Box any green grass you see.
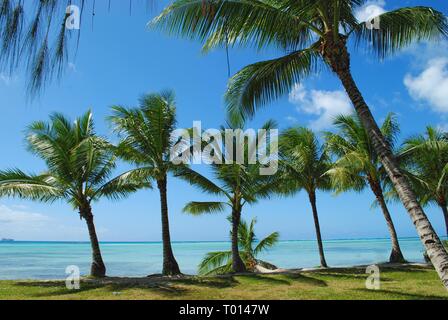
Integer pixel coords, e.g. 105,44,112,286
1,265,447,300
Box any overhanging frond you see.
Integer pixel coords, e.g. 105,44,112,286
353,7,448,59
183,201,229,215
225,48,320,121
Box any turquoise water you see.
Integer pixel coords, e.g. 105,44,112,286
0,238,433,280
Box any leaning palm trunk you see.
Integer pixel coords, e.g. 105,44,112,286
157,177,181,276
231,208,247,273
80,204,106,278
323,36,448,287
308,191,328,268
369,180,406,263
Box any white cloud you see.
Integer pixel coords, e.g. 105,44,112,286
0,204,49,224
285,116,298,123
0,204,107,241
404,58,448,113
355,0,386,22
289,84,353,130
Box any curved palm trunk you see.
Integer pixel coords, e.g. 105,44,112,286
368,179,406,263
80,204,106,278
231,207,247,273
323,36,448,288
157,176,181,276
308,190,328,268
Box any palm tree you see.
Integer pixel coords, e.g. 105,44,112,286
325,114,406,263
198,217,279,275
178,121,282,273
279,127,331,268
0,111,148,277
400,127,448,238
108,91,184,276
152,1,448,287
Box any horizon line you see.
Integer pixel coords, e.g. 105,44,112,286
2,236,444,244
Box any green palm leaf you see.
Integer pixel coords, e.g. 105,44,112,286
225,49,320,121
254,231,279,255
198,250,233,275
183,201,228,215
353,7,448,59
0,169,62,202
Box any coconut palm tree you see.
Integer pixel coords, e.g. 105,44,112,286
325,113,406,263
152,1,448,287
198,217,279,275
400,127,448,238
0,111,148,277
108,91,184,276
178,121,282,273
279,127,331,268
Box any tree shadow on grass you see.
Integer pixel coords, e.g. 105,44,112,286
13,275,242,299
312,272,379,281
177,276,239,289
14,279,190,299
304,266,427,282
14,281,105,298
235,274,292,286
354,288,448,300
282,273,328,287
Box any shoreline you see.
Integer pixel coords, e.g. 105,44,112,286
1,262,432,282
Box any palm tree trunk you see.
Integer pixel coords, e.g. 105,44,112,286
231,207,247,273
323,37,448,288
157,176,181,276
308,190,328,268
368,179,406,263
80,203,106,278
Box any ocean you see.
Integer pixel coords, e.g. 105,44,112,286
0,238,434,280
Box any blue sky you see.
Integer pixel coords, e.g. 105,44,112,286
0,0,447,242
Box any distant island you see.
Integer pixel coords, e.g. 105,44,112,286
1,239,14,242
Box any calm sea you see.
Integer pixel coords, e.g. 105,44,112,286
0,238,437,280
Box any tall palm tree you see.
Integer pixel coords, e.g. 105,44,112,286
198,217,279,275
400,127,448,238
152,1,448,287
279,127,331,268
178,121,282,273
108,91,183,276
0,111,148,277
325,114,406,263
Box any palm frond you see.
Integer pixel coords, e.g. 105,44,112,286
198,250,233,276
174,166,227,197
0,1,157,94
380,113,400,150
225,48,320,121
353,7,448,59
93,168,153,201
109,92,178,175
0,169,63,202
279,126,332,192
254,231,279,255
151,0,314,52
183,201,228,215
